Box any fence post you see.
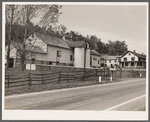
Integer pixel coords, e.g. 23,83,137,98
67,74,68,82
112,70,113,80
29,73,31,87
96,69,98,77
120,67,122,78
108,68,110,77
8,74,9,88
58,71,61,83
104,67,105,80
42,73,43,85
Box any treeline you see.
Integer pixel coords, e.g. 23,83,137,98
6,21,128,56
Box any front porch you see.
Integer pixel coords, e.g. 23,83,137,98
120,61,146,69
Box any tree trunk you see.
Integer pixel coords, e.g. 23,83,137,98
6,44,10,70
21,5,27,71
6,5,14,70
21,55,25,71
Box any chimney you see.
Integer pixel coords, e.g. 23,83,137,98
133,50,136,53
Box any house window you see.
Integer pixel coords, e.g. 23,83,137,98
131,57,135,61
49,62,52,65
90,57,92,66
100,58,104,62
70,55,72,61
41,61,44,64
129,53,130,56
101,63,104,67
32,58,35,64
109,60,111,63
124,58,127,62
93,58,97,61
131,62,134,66
125,62,128,66
137,62,142,66
98,60,99,64
57,51,61,57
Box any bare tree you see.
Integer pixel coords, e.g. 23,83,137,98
5,4,62,71
5,5,15,70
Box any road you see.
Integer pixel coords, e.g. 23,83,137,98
5,78,146,110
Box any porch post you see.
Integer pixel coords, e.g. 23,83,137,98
128,62,131,69
13,58,16,68
134,62,137,69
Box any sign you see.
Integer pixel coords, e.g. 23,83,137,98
26,64,36,70
110,68,116,71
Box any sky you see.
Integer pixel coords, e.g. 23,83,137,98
58,4,148,55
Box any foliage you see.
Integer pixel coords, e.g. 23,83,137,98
5,4,62,71
107,40,128,55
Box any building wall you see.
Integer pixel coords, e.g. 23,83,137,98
5,45,17,59
90,55,100,68
85,49,90,68
5,45,17,68
47,45,74,65
26,33,47,52
105,59,116,67
121,52,138,62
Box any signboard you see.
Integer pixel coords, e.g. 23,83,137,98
110,68,116,71
26,64,36,70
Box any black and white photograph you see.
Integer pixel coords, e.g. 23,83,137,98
2,2,148,120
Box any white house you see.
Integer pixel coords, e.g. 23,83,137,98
90,50,100,68
5,41,47,68
6,32,92,69
120,51,146,69
101,54,119,68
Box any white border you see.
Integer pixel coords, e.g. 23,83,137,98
2,2,149,120
3,2,148,5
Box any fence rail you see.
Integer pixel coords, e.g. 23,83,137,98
5,68,110,88
5,68,144,89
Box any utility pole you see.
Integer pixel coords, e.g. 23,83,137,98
83,42,86,80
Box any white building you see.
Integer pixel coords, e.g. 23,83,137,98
5,32,93,69
101,54,119,68
120,51,146,69
90,50,100,68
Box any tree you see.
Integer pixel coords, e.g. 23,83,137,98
5,4,62,71
86,35,98,50
107,40,128,55
5,5,15,70
97,39,108,54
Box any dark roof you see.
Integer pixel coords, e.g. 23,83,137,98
66,41,86,48
11,42,47,54
101,55,117,60
121,51,146,59
34,32,71,49
34,32,90,49
90,50,101,56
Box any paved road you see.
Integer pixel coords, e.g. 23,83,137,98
5,78,146,110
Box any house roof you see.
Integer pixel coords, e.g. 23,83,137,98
116,55,122,58
121,51,146,59
101,55,117,60
67,41,87,48
11,42,47,54
90,50,101,56
34,32,90,49
34,32,71,49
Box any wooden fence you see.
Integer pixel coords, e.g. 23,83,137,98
5,68,145,89
5,68,109,88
